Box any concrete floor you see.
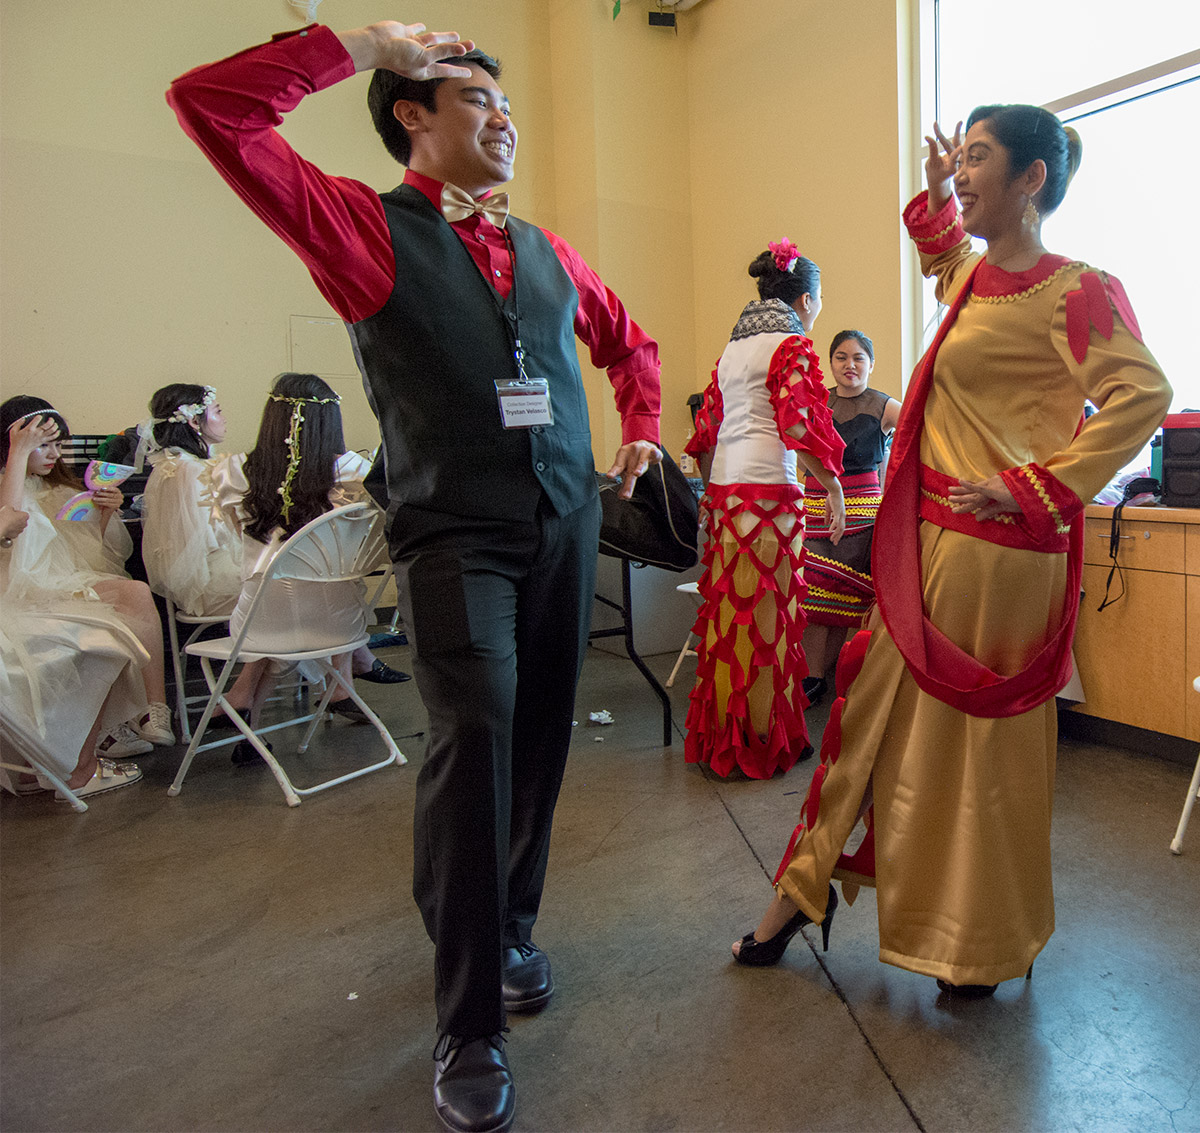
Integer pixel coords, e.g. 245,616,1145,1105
2,639,1198,1133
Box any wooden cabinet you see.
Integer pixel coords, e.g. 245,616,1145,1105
1071,505,1197,741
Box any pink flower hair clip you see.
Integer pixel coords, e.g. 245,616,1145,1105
769,239,801,273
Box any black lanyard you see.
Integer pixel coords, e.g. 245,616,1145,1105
479,224,532,384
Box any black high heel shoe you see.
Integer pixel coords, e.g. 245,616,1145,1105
733,885,838,966
936,961,1033,999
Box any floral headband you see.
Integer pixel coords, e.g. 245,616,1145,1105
269,391,342,524
168,386,217,424
133,386,219,471
768,239,801,273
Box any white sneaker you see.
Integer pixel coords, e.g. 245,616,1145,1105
135,702,175,747
96,722,154,759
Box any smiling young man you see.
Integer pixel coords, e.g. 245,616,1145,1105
169,20,662,1133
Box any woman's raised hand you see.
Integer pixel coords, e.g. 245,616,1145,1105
5,416,59,466
924,120,962,214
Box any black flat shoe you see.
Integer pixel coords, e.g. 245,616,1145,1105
734,884,838,966
501,943,554,1013
231,739,271,766
356,658,411,684
801,676,828,708
327,698,371,725
192,710,239,733
432,1033,514,1133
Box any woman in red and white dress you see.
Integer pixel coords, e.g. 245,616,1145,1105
683,241,846,780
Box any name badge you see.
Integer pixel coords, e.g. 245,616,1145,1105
495,378,554,429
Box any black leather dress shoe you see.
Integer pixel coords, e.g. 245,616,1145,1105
501,942,554,1012
432,1034,514,1133
356,658,411,684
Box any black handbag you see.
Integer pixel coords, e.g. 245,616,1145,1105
596,450,700,571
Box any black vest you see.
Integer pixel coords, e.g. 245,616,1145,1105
348,184,596,521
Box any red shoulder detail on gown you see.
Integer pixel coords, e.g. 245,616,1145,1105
1065,269,1144,364
1104,273,1144,343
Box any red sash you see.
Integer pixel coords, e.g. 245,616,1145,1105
872,264,1083,718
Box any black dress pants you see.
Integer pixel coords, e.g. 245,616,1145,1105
388,493,600,1039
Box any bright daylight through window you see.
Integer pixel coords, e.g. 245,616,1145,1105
929,0,1200,467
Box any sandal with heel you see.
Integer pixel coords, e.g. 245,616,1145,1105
734,884,838,966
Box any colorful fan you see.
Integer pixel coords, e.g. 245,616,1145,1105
55,461,137,521
85,461,136,490
56,496,100,522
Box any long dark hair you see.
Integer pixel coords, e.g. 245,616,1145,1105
966,103,1083,216
748,249,820,307
242,373,345,543
149,383,214,459
0,395,83,489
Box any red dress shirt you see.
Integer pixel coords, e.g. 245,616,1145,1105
167,24,661,445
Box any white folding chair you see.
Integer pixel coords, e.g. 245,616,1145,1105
1170,676,1200,855
361,513,396,621
0,715,88,812
666,581,702,688
165,598,229,743
168,504,404,807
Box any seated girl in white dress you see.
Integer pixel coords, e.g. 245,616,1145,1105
0,397,174,797
207,373,383,760
140,384,242,618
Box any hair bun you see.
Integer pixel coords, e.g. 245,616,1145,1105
1063,125,1083,184
747,252,772,280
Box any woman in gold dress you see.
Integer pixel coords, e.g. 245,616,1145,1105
731,105,1172,995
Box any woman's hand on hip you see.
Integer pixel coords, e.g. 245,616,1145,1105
949,475,1019,521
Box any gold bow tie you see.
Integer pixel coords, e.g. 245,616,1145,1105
440,184,510,228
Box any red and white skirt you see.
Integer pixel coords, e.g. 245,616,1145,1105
684,481,813,779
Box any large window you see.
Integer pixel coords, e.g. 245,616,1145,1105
925,2,1200,438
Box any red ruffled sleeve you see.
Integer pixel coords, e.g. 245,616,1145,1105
767,336,845,475
902,189,965,254
684,365,723,457
997,462,1083,546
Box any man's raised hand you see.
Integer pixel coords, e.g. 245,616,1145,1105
339,22,476,77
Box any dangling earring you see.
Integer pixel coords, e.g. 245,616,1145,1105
1023,197,1040,227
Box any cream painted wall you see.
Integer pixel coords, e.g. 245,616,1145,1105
680,0,913,418
546,1,695,464
0,0,557,455
0,0,916,463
